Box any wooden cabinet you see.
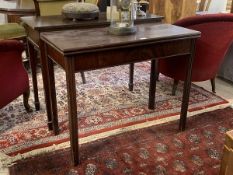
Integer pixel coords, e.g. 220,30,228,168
149,0,197,23
227,0,233,12
220,130,233,175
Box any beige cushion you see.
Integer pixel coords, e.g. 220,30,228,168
0,23,26,40
62,2,99,14
38,0,75,16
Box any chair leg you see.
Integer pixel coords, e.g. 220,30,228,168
80,71,86,84
156,72,159,81
210,78,216,93
172,80,179,96
23,89,32,112
129,63,134,91
129,63,158,91
22,37,30,70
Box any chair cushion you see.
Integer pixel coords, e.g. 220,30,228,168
0,23,26,40
38,0,75,16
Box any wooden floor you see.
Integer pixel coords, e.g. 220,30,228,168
195,77,233,104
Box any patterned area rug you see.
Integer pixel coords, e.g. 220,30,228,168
9,108,233,175
0,62,228,166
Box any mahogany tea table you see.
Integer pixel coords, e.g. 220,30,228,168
21,13,163,133
40,23,200,165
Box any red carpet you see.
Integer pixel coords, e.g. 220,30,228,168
9,108,233,175
0,62,228,167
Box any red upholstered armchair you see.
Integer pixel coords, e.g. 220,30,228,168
158,14,233,95
0,40,31,111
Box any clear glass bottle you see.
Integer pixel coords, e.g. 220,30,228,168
108,0,137,35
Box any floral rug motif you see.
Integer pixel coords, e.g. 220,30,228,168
0,62,228,164
9,108,233,175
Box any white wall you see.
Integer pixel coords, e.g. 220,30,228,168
208,0,228,13
0,14,6,24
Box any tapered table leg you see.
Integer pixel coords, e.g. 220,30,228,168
179,40,196,131
27,41,40,111
47,57,59,135
65,57,79,165
39,40,54,131
148,59,157,110
129,63,134,91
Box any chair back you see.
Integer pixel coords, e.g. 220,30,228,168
0,40,29,108
159,14,233,82
33,0,98,16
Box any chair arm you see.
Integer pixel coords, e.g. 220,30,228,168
0,40,24,52
174,14,233,27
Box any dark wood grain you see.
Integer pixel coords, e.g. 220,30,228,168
28,41,40,111
47,53,59,134
22,13,163,44
179,39,196,131
41,24,199,54
46,38,195,71
40,23,200,165
148,59,158,109
39,39,54,131
129,63,134,91
64,56,79,166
